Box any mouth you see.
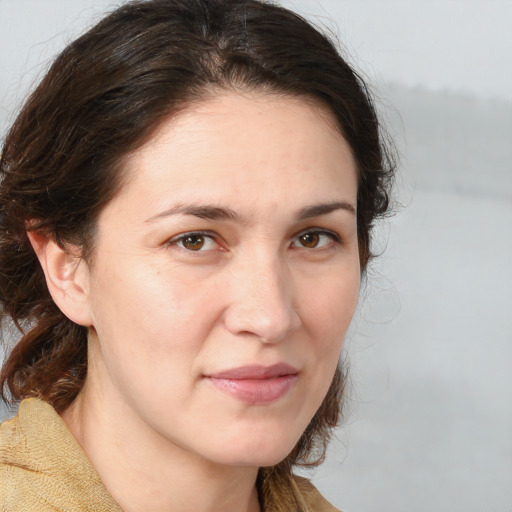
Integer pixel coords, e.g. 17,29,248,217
205,363,299,405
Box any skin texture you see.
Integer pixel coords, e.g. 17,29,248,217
32,92,361,512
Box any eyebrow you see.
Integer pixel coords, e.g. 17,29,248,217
298,201,356,219
145,200,355,224
145,204,239,223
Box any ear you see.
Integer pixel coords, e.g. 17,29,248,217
27,230,93,327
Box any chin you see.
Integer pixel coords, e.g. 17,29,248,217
208,430,300,468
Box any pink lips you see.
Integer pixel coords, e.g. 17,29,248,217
205,363,298,405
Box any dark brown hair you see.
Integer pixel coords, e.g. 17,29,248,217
0,0,394,476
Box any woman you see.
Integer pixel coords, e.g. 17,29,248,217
0,0,394,511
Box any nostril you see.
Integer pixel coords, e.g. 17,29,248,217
223,300,301,343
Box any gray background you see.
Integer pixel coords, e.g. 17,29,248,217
1,1,511,511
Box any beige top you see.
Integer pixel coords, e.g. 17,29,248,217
1,398,340,512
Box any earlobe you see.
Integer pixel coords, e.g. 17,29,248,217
27,230,93,327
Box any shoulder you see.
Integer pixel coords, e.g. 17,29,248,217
1,401,54,511
259,467,342,512
290,475,342,512
1,398,122,512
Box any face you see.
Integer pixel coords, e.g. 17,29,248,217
79,92,360,467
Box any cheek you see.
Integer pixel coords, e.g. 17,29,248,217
303,269,360,342
87,261,221,373
308,273,359,395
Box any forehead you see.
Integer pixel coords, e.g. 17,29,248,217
115,91,357,216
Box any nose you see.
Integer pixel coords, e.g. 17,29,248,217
223,256,302,343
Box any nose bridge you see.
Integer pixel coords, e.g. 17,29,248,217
224,248,301,342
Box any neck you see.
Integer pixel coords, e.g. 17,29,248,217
61,379,261,512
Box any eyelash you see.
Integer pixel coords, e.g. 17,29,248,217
167,231,221,252
167,229,342,252
291,229,341,250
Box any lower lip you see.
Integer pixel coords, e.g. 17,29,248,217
206,374,298,404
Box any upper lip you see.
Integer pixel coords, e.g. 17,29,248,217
206,363,298,380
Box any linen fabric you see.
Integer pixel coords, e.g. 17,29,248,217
1,398,340,512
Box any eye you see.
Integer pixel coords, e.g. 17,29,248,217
291,230,340,249
169,232,220,252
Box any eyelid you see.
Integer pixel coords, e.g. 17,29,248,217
167,230,223,251
291,228,342,248
165,227,342,252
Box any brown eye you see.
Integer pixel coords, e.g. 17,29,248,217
292,230,340,250
298,232,320,248
182,234,205,251
170,232,220,252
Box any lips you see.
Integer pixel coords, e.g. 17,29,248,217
205,363,298,404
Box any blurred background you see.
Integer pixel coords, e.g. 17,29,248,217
1,1,511,511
